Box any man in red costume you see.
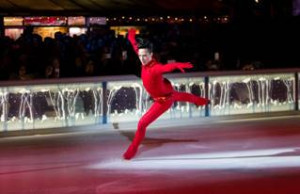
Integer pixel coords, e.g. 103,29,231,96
123,29,210,160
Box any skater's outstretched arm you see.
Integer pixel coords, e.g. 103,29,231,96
127,28,139,54
154,62,193,74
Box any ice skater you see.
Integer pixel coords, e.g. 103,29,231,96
123,28,210,160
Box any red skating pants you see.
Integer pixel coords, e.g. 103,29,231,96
124,91,207,158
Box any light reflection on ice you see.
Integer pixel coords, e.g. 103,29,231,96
88,148,300,170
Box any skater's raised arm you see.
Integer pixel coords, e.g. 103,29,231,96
127,28,139,55
154,62,193,74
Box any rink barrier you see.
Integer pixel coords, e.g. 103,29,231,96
0,68,299,132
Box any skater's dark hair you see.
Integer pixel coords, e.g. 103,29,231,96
136,37,153,53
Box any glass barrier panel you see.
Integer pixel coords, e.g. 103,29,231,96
0,82,103,131
209,73,295,116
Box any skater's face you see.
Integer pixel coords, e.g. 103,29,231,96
138,48,153,66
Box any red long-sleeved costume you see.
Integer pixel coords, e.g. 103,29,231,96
123,30,208,160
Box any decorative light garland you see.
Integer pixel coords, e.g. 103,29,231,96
104,15,230,24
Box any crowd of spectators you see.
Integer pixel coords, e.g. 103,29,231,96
1,18,299,81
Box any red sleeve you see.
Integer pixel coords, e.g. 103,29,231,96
153,63,182,74
128,29,139,54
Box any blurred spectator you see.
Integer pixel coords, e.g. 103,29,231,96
84,59,95,76
45,65,54,78
205,52,223,71
10,65,33,80
241,60,264,71
52,58,60,78
45,57,61,78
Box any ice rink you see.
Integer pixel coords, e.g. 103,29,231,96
1,114,300,194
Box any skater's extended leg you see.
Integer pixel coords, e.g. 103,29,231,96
123,99,173,160
172,91,209,106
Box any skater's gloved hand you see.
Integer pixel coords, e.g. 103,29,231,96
176,62,193,73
